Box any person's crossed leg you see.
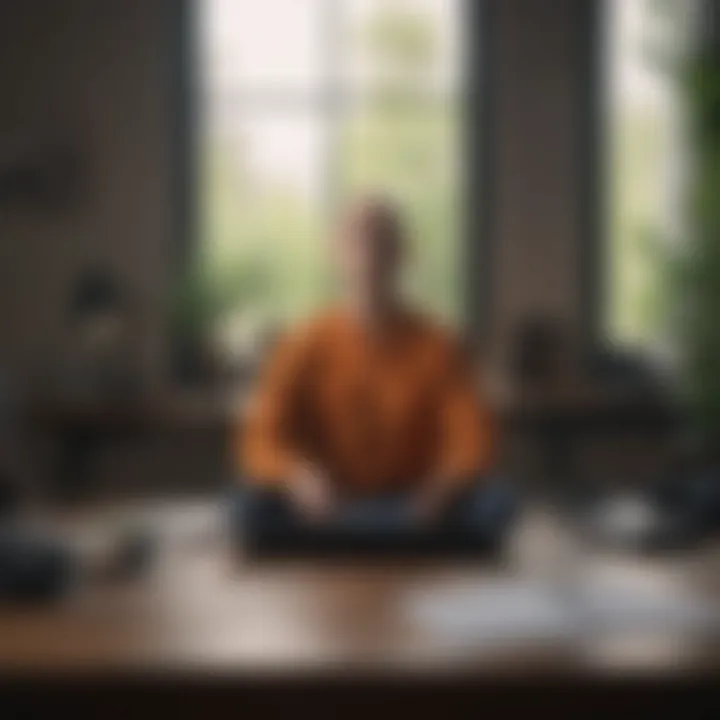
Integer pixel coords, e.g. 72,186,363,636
230,476,518,551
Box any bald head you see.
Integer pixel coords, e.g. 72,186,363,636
342,196,405,253
336,196,406,315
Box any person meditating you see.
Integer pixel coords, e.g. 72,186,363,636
237,197,515,550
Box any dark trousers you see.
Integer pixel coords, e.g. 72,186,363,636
229,478,519,554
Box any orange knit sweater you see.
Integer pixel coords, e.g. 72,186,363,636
240,308,495,494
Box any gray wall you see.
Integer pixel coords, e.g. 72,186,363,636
486,0,593,370
0,0,177,393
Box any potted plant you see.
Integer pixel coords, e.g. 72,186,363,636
633,1,720,543
169,259,268,386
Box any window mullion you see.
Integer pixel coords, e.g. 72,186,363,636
322,0,346,228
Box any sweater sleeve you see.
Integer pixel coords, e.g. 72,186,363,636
238,327,314,485
435,340,497,482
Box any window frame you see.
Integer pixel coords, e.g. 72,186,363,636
173,0,492,345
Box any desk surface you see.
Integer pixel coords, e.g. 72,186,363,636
1,501,718,676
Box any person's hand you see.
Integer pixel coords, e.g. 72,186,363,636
287,463,333,522
409,478,458,524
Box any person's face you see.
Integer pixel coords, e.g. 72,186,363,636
336,206,401,306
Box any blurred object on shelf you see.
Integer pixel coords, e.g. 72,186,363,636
43,266,141,405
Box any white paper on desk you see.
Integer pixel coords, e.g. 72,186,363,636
406,579,719,646
406,581,583,645
581,579,719,635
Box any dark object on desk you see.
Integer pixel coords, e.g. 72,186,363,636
231,481,518,560
0,524,158,604
574,475,720,554
0,529,75,604
559,440,720,553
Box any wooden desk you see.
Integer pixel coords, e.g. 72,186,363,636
1,500,718,677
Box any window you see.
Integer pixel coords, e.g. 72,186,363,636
199,0,468,347
604,0,696,357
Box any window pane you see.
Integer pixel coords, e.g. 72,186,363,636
201,108,332,328
606,0,695,352
340,98,463,321
199,0,468,338
342,0,466,97
200,0,328,94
